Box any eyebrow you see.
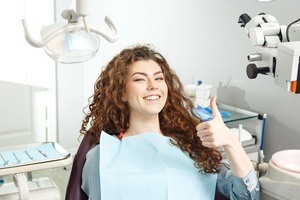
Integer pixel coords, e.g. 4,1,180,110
131,71,163,77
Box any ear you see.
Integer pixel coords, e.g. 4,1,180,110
121,93,127,101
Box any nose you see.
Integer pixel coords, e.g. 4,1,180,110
147,86,158,91
146,79,158,91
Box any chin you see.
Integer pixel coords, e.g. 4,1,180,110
146,108,163,115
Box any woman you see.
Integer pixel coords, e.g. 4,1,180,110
80,44,260,199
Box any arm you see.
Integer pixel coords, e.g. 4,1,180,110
196,96,259,198
217,164,260,200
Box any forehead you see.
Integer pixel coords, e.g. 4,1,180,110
127,60,162,75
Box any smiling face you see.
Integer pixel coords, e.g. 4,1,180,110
123,59,168,119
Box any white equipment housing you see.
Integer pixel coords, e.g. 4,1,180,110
260,153,300,200
238,13,300,94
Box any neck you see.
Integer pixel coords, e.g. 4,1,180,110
125,114,162,137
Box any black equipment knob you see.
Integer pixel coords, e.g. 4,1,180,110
246,63,270,79
238,13,251,28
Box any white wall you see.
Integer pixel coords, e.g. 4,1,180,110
0,0,57,147
56,0,300,159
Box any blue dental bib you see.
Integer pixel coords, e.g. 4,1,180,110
99,131,217,200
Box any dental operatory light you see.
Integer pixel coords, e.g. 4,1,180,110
22,0,118,64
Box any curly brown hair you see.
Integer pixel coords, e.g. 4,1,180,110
80,44,222,173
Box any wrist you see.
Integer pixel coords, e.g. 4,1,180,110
223,134,240,152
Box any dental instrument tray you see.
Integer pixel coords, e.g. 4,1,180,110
0,142,72,176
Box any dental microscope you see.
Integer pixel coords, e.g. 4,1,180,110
238,13,300,94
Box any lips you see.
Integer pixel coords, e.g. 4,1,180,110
143,94,160,100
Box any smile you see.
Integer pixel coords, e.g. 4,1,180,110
143,95,160,100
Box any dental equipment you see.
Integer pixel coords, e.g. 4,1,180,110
238,13,300,94
259,150,300,200
0,142,72,200
22,0,118,64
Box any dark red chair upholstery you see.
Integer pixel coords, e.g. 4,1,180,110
65,133,95,200
215,188,230,200
65,133,229,200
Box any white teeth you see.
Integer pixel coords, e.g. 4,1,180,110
144,95,159,100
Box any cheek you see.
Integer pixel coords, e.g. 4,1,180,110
161,85,168,104
123,85,142,101
163,83,168,95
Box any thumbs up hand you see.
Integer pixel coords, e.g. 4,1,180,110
196,97,255,179
196,96,234,148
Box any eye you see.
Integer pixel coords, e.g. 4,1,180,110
155,76,164,81
133,78,145,82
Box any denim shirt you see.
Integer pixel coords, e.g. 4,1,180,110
217,164,260,200
82,132,260,200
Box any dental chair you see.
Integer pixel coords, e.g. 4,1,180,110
66,133,94,200
65,133,229,200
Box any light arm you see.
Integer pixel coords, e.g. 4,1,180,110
89,16,119,43
22,16,118,48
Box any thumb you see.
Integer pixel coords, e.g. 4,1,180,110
210,96,221,119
